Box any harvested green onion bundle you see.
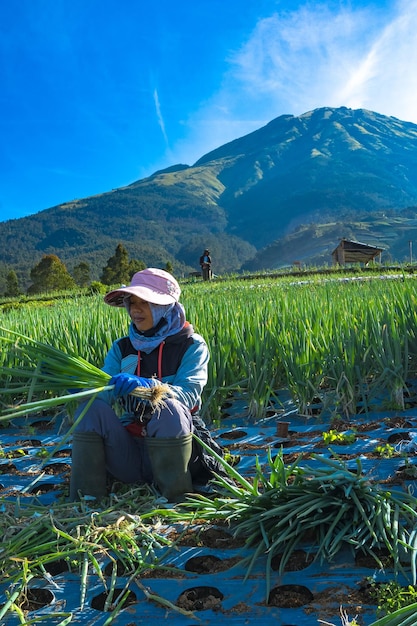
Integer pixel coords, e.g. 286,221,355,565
0,326,171,420
180,438,417,594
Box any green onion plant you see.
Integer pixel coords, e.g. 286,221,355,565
175,436,417,596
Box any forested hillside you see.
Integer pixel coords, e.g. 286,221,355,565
2,106,417,292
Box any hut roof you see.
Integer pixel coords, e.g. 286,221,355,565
332,238,384,264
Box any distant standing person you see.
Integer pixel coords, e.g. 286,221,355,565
199,249,212,281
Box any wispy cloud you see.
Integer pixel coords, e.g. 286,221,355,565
229,0,417,119
171,0,417,166
153,88,170,149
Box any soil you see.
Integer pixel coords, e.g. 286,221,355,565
219,430,248,440
42,462,71,475
271,549,315,572
268,584,314,607
0,462,18,474
185,554,242,574
176,585,224,611
52,449,71,458
91,588,137,611
14,439,43,446
17,588,54,612
355,549,394,569
304,584,373,621
166,525,246,549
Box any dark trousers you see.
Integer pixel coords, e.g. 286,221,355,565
201,265,211,280
73,397,193,484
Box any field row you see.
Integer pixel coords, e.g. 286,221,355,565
1,274,417,421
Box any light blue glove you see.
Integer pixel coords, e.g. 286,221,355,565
110,373,156,398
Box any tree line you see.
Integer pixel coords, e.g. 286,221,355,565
1,244,173,298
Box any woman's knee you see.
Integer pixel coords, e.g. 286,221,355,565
74,398,119,435
147,398,193,437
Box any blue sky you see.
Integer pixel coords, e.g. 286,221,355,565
1,0,417,222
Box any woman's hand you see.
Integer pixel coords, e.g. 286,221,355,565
110,373,157,397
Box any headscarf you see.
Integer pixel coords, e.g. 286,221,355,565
127,301,186,354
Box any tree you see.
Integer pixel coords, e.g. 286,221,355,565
28,254,76,294
128,258,146,278
101,244,131,285
165,261,173,274
72,262,91,287
4,270,20,297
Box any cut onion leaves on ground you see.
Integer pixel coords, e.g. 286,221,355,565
0,487,178,622
0,326,171,420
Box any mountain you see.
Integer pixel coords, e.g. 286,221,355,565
2,106,417,290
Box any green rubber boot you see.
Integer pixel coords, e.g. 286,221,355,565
146,434,193,502
69,432,107,501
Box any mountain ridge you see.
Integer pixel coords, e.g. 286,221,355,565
2,106,417,291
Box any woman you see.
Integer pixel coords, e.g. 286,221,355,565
69,267,223,502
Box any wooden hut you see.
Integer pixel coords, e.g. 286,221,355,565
332,238,384,266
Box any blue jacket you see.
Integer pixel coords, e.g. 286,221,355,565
100,323,225,479
101,322,208,421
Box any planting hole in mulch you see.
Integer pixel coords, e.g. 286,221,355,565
185,555,222,573
272,439,300,449
219,430,247,440
167,526,246,549
140,565,186,579
102,559,186,579
43,559,72,575
355,548,394,569
18,587,54,611
28,483,60,495
228,441,264,451
177,586,224,611
43,462,71,475
267,584,313,608
282,452,311,464
308,583,373,618
103,559,132,577
199,527,246,548
91,588,137,611
387,432,411,444
385,417,413,428
0,462,17,474
5,449,28,459
52,449,71,458
396,462,417,479
271,549,315,572
15,439,42,447
29,420,55,431
185,554,241,574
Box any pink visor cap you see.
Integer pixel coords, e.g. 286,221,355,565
104,268,181,306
